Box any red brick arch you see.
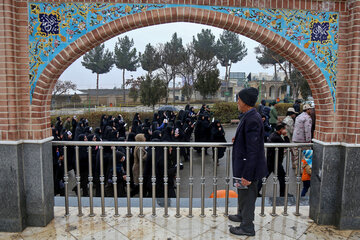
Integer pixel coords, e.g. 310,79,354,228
32,7,334,141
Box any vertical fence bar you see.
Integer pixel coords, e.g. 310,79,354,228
260,147,267,217
188,147,194,218
212,147,218,217
75,146,83,217
151,147,156,217
126,146,132,217
175,147,181,218
295,147,302,216
283,148,291,216
63,146,69,216
224,147,231,216
139,147,144,218
163,147,169,218
200,147,206,218
99,146,106,217
88,146,95,217
112,146,119,217
271,148,279,217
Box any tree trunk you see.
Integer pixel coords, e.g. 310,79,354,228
165,84,169,104
274,64,277,80
122,69,126,104
172,74,175,104
96,73,99,106
225,64,229,102
228,63,232,100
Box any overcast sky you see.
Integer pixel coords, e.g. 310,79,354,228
60,22,273,90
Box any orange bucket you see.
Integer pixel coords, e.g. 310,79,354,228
209,190,238,198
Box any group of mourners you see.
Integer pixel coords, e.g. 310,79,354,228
51,104,227,199
257,99,315,197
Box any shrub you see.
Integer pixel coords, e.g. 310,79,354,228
274,103,294,116
211,102,295,123
212,102,239,123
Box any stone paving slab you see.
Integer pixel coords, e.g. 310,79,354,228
1,207,359,240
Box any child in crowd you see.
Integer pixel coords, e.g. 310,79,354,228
301,150,313,197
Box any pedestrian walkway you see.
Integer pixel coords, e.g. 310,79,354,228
1,206,359,240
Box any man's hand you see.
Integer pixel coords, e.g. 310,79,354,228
241,178,251,186
232,137,235,143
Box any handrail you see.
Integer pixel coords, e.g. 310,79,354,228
52,141,313,148
52,140,313,219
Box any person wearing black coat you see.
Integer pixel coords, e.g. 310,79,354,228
131,120,139,134
183,118,194,161
126,132,136,193
73,134,89,196
71,116,77,136
55,117,63,137
211,120,226,163
118,122,126,139
257,124,290,197
74,121,85,140
229,88,267,237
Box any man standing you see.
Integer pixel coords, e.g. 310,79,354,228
292,104,313,168
269,102,278,132
229,88,267,237
292,104,313,144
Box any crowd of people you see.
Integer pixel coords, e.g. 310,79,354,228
51,104,227,198
257,99,315,197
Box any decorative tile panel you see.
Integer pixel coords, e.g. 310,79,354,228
29,3,338,109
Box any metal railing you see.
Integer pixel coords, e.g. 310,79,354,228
52,141,313,218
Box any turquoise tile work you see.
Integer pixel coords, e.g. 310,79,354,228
28,3,338,108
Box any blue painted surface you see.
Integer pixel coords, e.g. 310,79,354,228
29,3,338,108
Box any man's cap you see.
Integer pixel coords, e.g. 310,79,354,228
237,87,258,107
303,104,314,110
287,107,297,114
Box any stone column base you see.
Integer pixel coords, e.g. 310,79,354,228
0,138,54,232
310,140,360,230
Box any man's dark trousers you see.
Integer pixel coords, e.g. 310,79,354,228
237,180,258,233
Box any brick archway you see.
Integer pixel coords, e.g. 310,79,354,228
32,7,334,141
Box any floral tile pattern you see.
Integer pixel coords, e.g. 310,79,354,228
29,3,338,108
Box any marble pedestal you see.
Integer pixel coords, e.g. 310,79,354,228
0,138,54,232
310,140,360,230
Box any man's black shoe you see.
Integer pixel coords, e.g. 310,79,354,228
229,226,255,236
228,214,242,222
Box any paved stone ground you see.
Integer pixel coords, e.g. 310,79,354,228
1,206,359,239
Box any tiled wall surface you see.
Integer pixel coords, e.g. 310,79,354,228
0,0,359,143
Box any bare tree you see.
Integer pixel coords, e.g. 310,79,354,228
52,80,77,99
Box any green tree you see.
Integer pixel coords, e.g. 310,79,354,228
114,36,139,103
139,43,161,76
179,29,218,103
255,44,287,81
193,29,218,75
194,69,221,100
139,74,167,110
291,69,312,100
216,30,247,101
163,33,185,104
158,44,173,104
126,76,142,102
81,44,114,105
179,43,198,103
